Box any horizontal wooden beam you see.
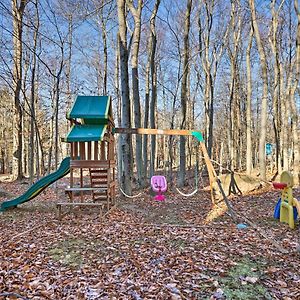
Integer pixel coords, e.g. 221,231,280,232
115,127,202,137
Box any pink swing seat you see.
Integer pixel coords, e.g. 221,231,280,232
151,176,167,201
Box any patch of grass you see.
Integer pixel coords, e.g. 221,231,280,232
48,239,85,268
169,238,187,250
48,238,124,268
0,212,19,221
164,214,186,225
220,259,272,300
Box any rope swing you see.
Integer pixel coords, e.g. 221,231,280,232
119,186,143,198
176,187,198,197
175,161,199,197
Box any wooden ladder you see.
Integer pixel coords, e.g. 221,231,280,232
89,169,110,208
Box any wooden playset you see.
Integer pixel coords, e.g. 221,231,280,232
0,95,220,219
2,96,300,231
57,96,116,219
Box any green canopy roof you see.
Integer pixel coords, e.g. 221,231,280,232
66,124,107,142
67,95,111,124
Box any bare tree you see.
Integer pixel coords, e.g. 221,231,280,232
198,0,230,158
117,0,133,194
127,0,144,187
178,0,192,187
290,0,300,184
249,0,268,180
149,0,160,178
28,0,39,184
143,0,160,183
246,23,253,175
12,0,29,179
227,0,242,171
269,0,283,174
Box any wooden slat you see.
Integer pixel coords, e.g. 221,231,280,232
90,169,108,174
80,142,85,160
90,184,108,188
93,192,107,196
93,198,107,202
70,160,110,168
100,141,105,160
90,175,108,179
91,179,107,183
94,142,99,160
115,128,201,136
70,168,74,202
91,180,108,184
65,187,107,192
74,142,78,158
87,142,92,160
57,203,103,207
80,167,83,201
71,143,74,159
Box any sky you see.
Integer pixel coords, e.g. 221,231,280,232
0,0,299,127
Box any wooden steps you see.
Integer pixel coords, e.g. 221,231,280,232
90,169,110,203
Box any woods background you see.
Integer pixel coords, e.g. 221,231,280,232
0,0,299,193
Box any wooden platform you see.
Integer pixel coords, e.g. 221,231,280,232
59,182,115,219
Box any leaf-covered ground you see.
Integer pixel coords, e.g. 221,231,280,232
0,179,300,300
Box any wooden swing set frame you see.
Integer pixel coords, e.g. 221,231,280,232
115,127,218,204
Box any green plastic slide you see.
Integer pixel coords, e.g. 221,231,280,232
0,157,70,212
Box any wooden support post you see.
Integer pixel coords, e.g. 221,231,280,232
80,168,83,202
80,142,85,160
71,143,74,159
87,142,92,160
80,142,85,202
100,141,105,160
74,142,78,159
199,142,217,204
70,165,74,203
58,204,62,220
94,142,99,160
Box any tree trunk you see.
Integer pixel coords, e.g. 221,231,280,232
66,15,73,110
198,1,229,158
12,0,28,180
270,1,281,174
117,0,133,194
29,0,39,184
100,0,108,95
143,47,151,183
149,1,160,179
226,1,241,171
246,25,253,175
249,0,268,180
115,38,123,183
178,0,192,187
127,0,143,187
54,75,61,171
143,0,160,183
290,0,300,185
150,65,157,178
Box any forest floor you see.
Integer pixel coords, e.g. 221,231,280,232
0,177,300,300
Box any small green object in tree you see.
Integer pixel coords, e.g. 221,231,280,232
191,131,204,142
